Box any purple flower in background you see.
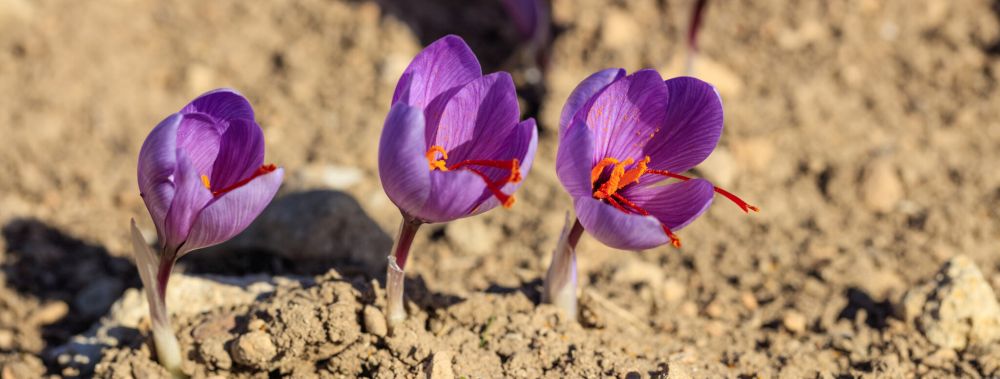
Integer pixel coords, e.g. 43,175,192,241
379,35,538,328
500,0,549,46
543,69,756,320
380,35,537,225
132,89,283,374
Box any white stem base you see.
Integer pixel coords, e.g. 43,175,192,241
152,323,184,378
542,215,579,322
385,255,407,332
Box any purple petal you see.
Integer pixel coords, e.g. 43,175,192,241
137,114,181,241
626,178,715,230
432,72,520,163
413,169,488,223
584,69,669,165
180,88,255,124
378,103,432,217
162,151,213,252
644,77,723,173
468,118,539,215
392,35,482,137
574,197,668,250
556,120,596,199
176,113,222,178
501,0,542,40
559,68,625,133
181,168,284,255
209,119,265,191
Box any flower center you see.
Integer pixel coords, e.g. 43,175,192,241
590,155,759,248
200,164,277,197
425,145,523,209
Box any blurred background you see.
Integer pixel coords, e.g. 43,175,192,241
1,0,1000,376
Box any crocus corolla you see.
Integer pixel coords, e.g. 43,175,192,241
132,89,283,375
378,35,538,328
543,69,756,319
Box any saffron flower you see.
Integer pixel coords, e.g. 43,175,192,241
131,89,283,375
543,69,756,319
379,35,538,328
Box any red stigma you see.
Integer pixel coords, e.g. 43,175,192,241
205,164,277,197
425,146,523,209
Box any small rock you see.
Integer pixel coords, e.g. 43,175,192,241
662,279,686,304
922,349,958,369
783,311,807,334
600,10,640,47
230,331,277,369
902,255,1000,350
0,330,14,349
446,218,500,256
860,159,903,213
74,278,123,318
425,351,454,379
740,292,759,311
29,301,69,325
363,306,388,337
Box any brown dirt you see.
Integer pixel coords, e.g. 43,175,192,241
2,0,1000,377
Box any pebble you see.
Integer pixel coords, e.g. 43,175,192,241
363,305,388,337
783,311,807,334
426,351,454,379
740,292,759,311
661,279,686,304
860,158,903,213
29,301,69,325
230,331,277,369
900,255,1000,350
0,329,14,349
446,218,500,256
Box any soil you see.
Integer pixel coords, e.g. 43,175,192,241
2,0,1000,377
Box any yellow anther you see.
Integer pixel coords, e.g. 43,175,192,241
597,158,634,196
200,175,211,190
619,156,650,187
591,157,619,184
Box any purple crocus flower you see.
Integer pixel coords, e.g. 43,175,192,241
378,35,537,328
131,88,283,374
543,69,755,320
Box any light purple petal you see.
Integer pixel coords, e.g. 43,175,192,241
574,197,668,251
137,114,182,241
209,119,265,191
469,118,539,215
559,68,625,134
430,72,520,163
644,77,723,173
180,168,284,255
584,69,669,166
162,151,213,252
413,169,488,223
378,103,432,217
626,178,715,230
180,88,255,124
556,120,596,199
391,35,482,139
176,113,222,178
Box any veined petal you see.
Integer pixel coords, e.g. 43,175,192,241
209,119,265,191
176,112,222,178
137,114,182,241
180,88,255,124
163,151,213,252
392,35,482,138
413,169,488,223
574,197,669,251
556,120,596,199
559,68,625,134
181,168,283,255
584,69,668,165
469,118,539,215
644,77,723,173
378,103,432,216
432,72,520,163
626,178,715,230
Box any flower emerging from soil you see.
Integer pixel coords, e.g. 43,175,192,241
132,88,283,375
378,35,538,329
544,69,756,320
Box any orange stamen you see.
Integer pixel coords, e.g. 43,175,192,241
209,164,277,197
596,158,634,197
425,145,523,210
619,156,650,187
591,157,620,184
426,145,450,171
201,175,211,190
646,169,759,213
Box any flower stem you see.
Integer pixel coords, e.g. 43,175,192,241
129,220,185,378
542,215,585,322
385,213,422,331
